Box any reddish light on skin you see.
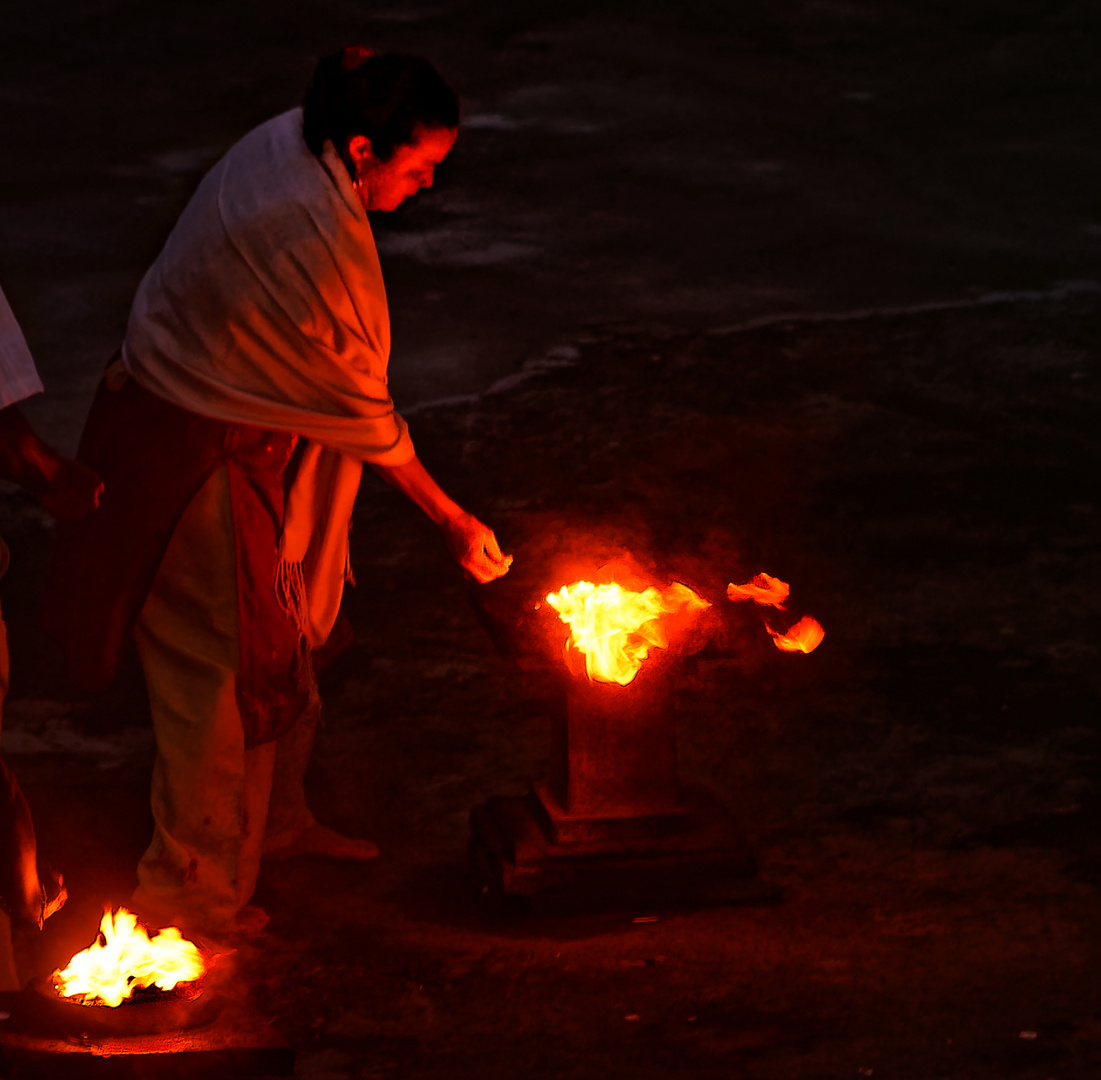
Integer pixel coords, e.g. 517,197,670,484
347,125,458,212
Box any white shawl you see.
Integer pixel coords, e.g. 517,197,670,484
123,108,414,646
0,283,44,410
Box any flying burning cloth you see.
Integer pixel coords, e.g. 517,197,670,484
727,573,824,654
766,615,825,654
726,572,790,608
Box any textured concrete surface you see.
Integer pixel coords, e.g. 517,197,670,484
0,2,1099,1078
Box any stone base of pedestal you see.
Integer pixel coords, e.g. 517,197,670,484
469,786,777,913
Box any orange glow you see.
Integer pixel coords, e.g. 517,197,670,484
726,573,790,608
52,908,206,1008
546,580,711,685
767,616,825,654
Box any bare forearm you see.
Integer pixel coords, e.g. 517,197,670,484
0,404,61,495
369,454,463,527
369,453,512,582
0,403,103,521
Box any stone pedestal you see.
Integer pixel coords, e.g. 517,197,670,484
548,660,681,822
469,658,771,912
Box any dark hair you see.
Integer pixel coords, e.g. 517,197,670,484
302,49,459,176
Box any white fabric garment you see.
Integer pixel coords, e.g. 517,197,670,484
122,108,414,644
277,440,361,647
0,284,44,411
132,464,317,934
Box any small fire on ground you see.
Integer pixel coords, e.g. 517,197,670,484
51,907,206,1009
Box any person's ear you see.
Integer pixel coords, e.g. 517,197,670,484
347,134,378,169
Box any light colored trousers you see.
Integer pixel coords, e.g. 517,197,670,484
132,465,315,934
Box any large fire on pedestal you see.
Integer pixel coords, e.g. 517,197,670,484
545,579,711,685
51,907,206,1009
545,569,824,688
469,562,824,906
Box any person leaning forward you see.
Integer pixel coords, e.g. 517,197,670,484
45,49,511,938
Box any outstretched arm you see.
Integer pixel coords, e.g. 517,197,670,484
369,455,512,583
0,404,103,522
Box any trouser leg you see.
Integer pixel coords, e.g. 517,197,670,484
261,698,320,853
131,465,275,934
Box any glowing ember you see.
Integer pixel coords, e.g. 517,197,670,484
52,907,206,1008
726,573,790,608
767,615,825,654
546,579,711,685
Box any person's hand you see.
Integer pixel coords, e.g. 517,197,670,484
441,510,513,583
32,457,104,523
0,404,104,522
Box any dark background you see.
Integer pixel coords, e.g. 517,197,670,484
1,2,1099,1077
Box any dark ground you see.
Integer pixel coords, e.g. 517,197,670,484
0,2,1100,1078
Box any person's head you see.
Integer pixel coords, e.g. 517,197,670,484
303,48,459,211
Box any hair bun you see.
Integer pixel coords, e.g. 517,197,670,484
341,45,376,72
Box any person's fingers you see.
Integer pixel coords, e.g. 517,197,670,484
465,546,504,583
444,514,512,581
470,550,512,582
465,553,497,584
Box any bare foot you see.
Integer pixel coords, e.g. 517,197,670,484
263,824,379,862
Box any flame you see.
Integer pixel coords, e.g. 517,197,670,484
727,571,824,654
546,579,711,685
726,573,790,608
767,615,825,654
52,908,206,1008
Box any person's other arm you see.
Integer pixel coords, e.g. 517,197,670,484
0,405,102,522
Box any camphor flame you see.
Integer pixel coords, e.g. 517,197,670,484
52,907,206,1008
546,579,711,685
767,615,825,654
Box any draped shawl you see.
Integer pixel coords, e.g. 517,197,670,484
123,107,414,645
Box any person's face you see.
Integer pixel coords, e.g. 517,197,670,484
348,124,457,212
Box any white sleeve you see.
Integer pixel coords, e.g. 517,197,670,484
0,283,45,409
